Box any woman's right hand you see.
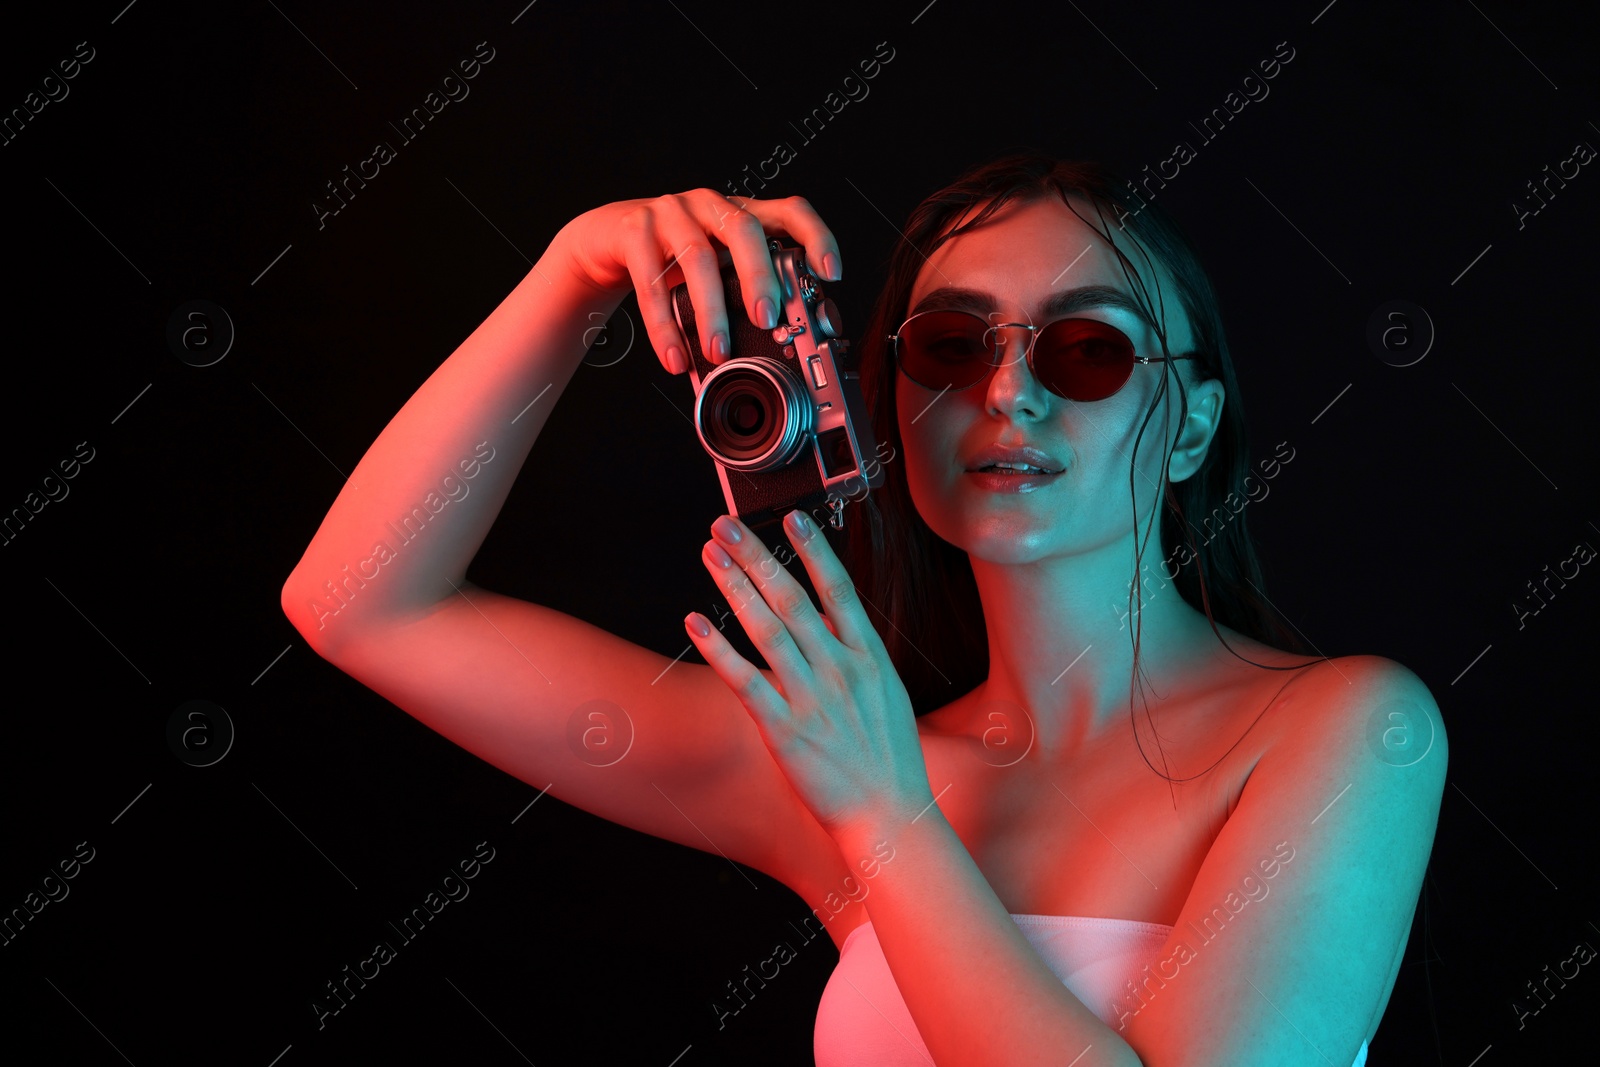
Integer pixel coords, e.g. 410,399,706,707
551,190,843,376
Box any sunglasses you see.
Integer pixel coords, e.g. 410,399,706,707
887,310,1197,402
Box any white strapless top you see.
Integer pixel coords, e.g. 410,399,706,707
814,914,1368,1066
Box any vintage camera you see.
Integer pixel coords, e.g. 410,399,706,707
672,239,884,542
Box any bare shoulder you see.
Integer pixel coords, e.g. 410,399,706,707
1279,653,1447,764
1181,640,1450,802
1236,653,1450,844
1205,639,1445,752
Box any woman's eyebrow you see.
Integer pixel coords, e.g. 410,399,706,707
908,285,1156,332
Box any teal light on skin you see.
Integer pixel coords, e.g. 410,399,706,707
895,195,1267,757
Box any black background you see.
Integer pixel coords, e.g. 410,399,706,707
1,1,1596,1064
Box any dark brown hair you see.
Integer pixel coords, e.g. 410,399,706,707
840,152,1319,757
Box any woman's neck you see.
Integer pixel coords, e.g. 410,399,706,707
965,541,1231,759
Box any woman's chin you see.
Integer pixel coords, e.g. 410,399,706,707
948,517,1057,564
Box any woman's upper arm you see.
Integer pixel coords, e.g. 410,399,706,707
1118,655,1448,1066
291,581,836,892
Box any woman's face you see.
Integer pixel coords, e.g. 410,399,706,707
894,195,1207,567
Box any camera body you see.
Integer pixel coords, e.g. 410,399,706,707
672,239,883,538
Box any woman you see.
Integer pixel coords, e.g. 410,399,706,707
281,153,1445,1066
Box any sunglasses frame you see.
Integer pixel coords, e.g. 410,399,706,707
887,309,1198,402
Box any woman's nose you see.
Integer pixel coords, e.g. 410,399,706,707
984,325,1048,416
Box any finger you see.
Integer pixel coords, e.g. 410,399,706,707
709,515,839,666
702,537,814,684
680,191,844,353
618,208,693,374
705,193,843,283
648,194,735,369
680,190,785,344
704,524,828,675
772,194,844,282
778,508,881,654
684,611,789,724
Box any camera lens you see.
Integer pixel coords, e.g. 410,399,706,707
695,357,812,470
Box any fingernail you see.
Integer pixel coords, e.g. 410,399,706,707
705,540,735,569
685,612,710,638
756,297,777,329
711,515,742,544
712,331,730,362
823,253,841,281
667,344,685,373
786,509,812,540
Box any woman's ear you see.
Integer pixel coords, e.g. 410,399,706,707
1166,378,1225,483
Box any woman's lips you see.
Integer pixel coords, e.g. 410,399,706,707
964,468,1063,493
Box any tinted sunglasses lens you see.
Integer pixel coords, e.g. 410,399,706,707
898,311,992,389
1033,319,1136,401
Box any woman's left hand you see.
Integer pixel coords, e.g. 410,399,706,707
685,510,935,840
